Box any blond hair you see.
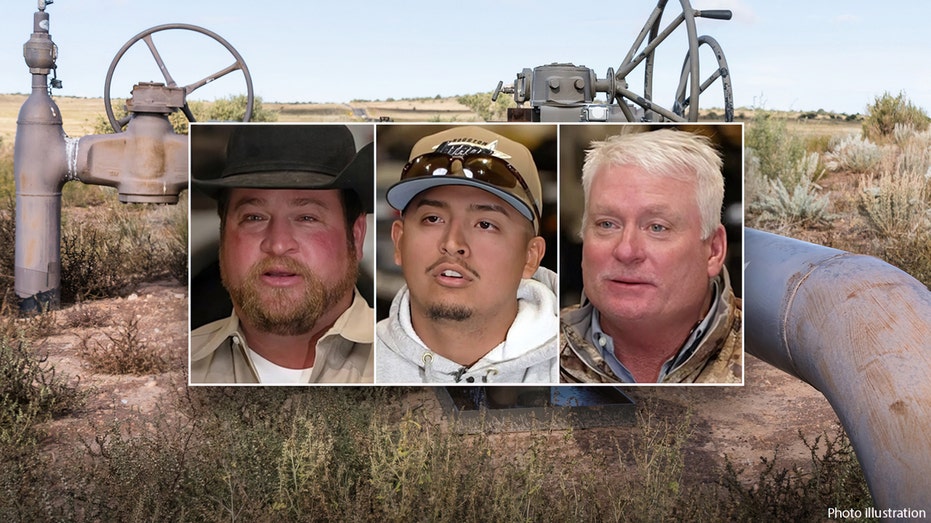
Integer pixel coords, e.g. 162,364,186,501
580,128,724,239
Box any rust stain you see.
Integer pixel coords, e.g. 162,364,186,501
889,400,908,415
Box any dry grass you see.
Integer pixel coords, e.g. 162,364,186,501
0,95,486,137
0,94,107,141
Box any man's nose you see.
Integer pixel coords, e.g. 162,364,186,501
612,227,645,263
261,217,299,256
439,221,469,257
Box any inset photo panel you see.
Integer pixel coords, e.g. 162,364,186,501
188,123,375,385
559,123,744,385
374,124,559,384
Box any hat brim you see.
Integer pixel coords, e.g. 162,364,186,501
193,142,374,213
386,176,535,224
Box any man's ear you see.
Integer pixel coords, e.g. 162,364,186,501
352,213,367,261
391,219,404,267
522,236,546,278
706,224,727,278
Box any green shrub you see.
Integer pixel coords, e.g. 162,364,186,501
862,91,929,143
746,112,807,180
457,91,514,122
95,95,278,135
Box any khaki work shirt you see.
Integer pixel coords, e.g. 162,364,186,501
190,289,374,384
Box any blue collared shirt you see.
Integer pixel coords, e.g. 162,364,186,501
590,280,721,383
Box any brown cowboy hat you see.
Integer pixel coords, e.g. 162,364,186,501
192,124,373,212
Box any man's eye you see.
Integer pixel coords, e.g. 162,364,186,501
298,215,317,222
649,223,668,233
423,215,442,224
595,220,616,229
477,220,497,230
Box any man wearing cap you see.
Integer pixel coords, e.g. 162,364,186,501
376,126,559,383
560,127,742,384
190,124,374,384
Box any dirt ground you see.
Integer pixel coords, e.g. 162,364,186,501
34,282,838,489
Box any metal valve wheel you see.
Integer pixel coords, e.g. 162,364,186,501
615,0,734,122
103,23,254,133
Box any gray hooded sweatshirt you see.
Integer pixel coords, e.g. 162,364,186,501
375,267,559,384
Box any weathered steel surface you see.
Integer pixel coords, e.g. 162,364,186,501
745,228,931,512
13,2,189,312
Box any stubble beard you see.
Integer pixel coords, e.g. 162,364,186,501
221,250,358,336
426,303,474,322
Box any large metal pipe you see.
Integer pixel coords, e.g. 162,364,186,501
13,3,188,312
14,7,68,311
745,228,931,513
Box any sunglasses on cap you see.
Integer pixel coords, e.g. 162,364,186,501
399,152,541,226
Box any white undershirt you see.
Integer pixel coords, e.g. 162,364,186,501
247,347,314,384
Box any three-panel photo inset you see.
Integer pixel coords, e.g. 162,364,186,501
188,122,744,386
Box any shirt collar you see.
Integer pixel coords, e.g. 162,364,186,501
589,278,722,383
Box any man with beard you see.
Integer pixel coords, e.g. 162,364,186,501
190,124,374,384
376,126,559,383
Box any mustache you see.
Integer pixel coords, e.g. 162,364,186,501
425,258,480,279
250,256,312,278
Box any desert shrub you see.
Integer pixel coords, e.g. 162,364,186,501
62,183,116,208
0,141,13,200
79,313,170,375
0,199,14,302
163,198,189,283
457,91,514,122
857,168,929,238
824,134,882,174
743,149,770,209
64,302,112,328
60,204,188,302
0,334,84,419
95,95,278,135
718,426,872,521
60,217,139,302
751,155,832,228
862,91,929,143
745,111,810,187
0,388,63,521
612,407,694,519
882,228,931,287
0,332,85,520
804,133,834,155
893,125,931,179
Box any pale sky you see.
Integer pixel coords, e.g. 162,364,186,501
1,0,928,115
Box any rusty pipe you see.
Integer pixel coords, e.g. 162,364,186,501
745,228,931,512
14,9,68,311
13,4,188,312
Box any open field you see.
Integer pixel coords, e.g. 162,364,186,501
0,94,485,140
0,94,863,141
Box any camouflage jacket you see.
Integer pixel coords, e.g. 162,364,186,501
559,271,742,384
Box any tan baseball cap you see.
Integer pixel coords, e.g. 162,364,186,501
386,126,542,231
